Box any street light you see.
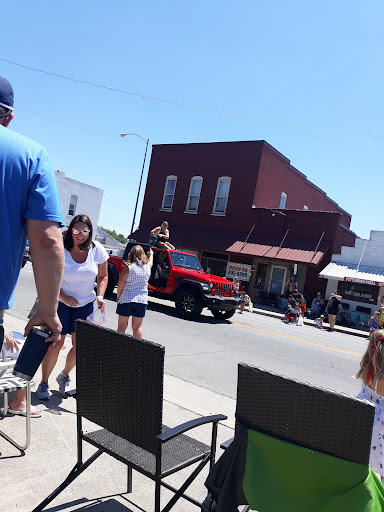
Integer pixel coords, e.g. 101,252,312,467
120,133,149,235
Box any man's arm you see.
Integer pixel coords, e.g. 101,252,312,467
24,219,64,343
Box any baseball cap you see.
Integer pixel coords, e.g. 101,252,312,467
0,76,14,111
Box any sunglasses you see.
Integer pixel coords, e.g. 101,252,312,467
72,228,90,235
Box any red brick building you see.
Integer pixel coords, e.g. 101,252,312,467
132,140,355,302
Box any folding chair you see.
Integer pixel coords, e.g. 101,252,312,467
205,364,384,511
33,321,226,512
0,326,32,450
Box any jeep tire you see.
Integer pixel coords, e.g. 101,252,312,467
212,308,236,320
175,287,203,319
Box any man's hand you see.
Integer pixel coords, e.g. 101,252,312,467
24,312,62,346
4,330,22,353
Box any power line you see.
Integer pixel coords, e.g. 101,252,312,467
2,57,384,140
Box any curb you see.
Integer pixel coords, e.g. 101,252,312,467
248,307,368,339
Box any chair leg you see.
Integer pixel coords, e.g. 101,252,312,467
32,449,103,511
0,382,31,451
127,465,132,493
155,479,161,512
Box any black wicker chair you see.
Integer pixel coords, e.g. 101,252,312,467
33,321,226,512
204,363,377,512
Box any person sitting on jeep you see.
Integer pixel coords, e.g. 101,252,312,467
149,221,175,250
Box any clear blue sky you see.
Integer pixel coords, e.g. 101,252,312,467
1,1,382,238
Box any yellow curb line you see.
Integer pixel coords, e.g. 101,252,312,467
232,321,363,357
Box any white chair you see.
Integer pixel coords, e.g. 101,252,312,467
0,327,31,450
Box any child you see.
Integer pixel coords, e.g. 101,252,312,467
369,311,380,334
239,291,251,314
315,314,324,329
295,304,304,326
356,329,384,480
283,301,298,324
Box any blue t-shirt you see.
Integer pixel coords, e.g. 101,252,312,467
0,125,64,308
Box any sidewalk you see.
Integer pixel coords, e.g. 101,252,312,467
0,312,235,512
248,303,369,338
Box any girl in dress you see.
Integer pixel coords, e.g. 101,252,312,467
356,329,384,480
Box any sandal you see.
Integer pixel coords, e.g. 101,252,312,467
8,405,42,417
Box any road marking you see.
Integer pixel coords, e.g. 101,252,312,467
232,321,363,357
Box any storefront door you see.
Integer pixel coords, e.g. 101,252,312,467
268,266,287,296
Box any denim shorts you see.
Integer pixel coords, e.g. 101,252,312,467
58,301,94,335
116,302,147,318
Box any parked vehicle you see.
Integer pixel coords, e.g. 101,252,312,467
107,242,239,319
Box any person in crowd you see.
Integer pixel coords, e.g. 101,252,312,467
295,303,304,325
285,275,298,298
315,314,324,329
238,291,251,314
36,215,108,400
283,299,298,324
293,288,306,315
150,221,175,250
325,290,342,332
310,292,325,319
378,296,384,328
116,245,153,338
0,75,64,416
369,311,380,334
356,329,384,480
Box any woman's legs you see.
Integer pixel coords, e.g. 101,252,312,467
40,335,66,383
328,314,336,329
62,332,76,376
132,316,144,338
118,315,130,333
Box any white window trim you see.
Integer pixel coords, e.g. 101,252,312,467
160,175,177,211
185,176,203,214
279,192,287,209
212,176,231,216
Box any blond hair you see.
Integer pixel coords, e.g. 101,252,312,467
356,329,384,384
127,245,148,266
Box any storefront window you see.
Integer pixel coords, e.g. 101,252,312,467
254,263,268,290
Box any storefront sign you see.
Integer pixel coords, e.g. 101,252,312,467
339,281,379,304
226,262,252,282
344,277,384,287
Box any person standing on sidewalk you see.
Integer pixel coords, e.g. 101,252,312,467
37,215,108,400
0,75,64,416
325,290,342,332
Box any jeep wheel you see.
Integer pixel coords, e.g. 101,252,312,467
175,288,203,319
105,269,116,297
212,308,236,320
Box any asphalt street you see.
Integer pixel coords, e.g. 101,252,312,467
13,262,367,400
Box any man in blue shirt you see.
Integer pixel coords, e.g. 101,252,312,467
0,75,64,417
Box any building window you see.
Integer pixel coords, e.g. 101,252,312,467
186,176,203,213
161,176,177,211
213,177,231,215
68,195,78,216
279,192,287,209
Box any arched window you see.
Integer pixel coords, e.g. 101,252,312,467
213,177,231,215
186,176,203,213
161,175,177,211
68,195,78,216
279,192,287,209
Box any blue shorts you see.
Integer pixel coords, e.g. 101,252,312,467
116,302,147,318
58,301,94,335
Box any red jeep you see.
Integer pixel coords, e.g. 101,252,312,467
107,242,239,319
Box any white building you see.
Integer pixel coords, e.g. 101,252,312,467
95,227,125,254
319,230,384,321
55,170,103,230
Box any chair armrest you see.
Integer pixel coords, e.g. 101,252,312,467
157,414,227,443
220,437,234,450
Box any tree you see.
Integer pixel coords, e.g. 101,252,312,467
100,226,127,244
